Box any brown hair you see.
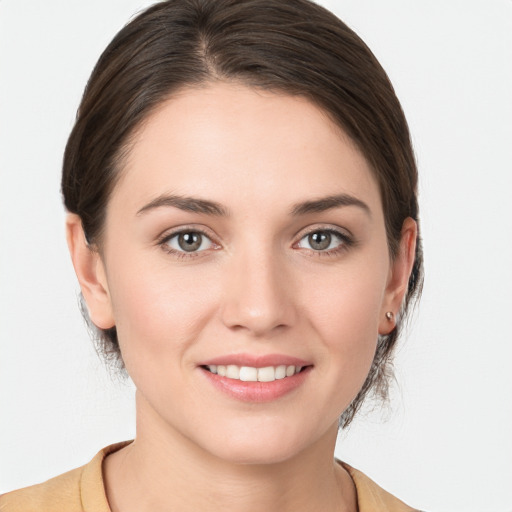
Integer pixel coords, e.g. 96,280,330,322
62,0,423,428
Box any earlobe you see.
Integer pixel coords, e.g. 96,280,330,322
65,214,115,329
379,218,417,335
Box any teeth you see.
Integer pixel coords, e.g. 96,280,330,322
226,365,240,379
206,364,304,381
257,366,275,382
275,365,286,379
240,366,258,381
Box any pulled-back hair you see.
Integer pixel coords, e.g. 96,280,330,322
62,0,423,428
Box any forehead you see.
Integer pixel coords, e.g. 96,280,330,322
110,82,382,216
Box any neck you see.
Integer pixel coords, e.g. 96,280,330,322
103,392,357,512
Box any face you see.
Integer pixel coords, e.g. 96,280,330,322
72,82,413,465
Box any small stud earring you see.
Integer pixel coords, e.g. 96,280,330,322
385,311,394,321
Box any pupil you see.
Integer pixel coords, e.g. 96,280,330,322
309,231,331,250
178,232,202,252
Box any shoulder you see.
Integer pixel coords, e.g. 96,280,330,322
0,466,84,512
0,441,132,512
340,461,422,512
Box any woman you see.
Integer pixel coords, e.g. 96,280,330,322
0,0,423,510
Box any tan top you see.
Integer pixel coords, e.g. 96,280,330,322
0,441,419,511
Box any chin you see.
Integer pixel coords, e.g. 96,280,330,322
211,441,302,466
197,419,327,466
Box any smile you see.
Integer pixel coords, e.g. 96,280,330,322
199,354,312,402
204,364,304,382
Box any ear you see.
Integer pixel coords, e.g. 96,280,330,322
65,214,115,329
379,217,417,335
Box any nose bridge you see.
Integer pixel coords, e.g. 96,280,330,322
220,239,296,336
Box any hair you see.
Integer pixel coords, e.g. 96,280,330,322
62,0,423,428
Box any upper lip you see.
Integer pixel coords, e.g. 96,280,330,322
199,353,312,368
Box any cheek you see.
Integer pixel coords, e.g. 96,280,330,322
300,260,388,377
105,252,218,371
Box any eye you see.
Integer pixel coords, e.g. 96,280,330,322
296,229,347,252
164,231,214,253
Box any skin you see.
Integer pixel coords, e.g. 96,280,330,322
67,82,416,512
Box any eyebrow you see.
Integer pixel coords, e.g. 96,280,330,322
290,193,371,217
136,192,370,218
136,194,228,216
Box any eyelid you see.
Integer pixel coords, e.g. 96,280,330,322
293,223,353,242
156,225,221,257
292,224,355,254
156,224,218,241
156,223,354,259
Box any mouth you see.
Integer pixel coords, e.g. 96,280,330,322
198,355,313,402
201,364,307,382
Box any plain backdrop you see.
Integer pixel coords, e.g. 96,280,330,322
1,1,511,511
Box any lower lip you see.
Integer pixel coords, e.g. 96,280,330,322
200,366,312,403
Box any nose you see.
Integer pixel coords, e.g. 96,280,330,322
220,246,297,337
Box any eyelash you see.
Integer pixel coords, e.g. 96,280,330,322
157,226,354,260
157,227,219,260
294,227,354,258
